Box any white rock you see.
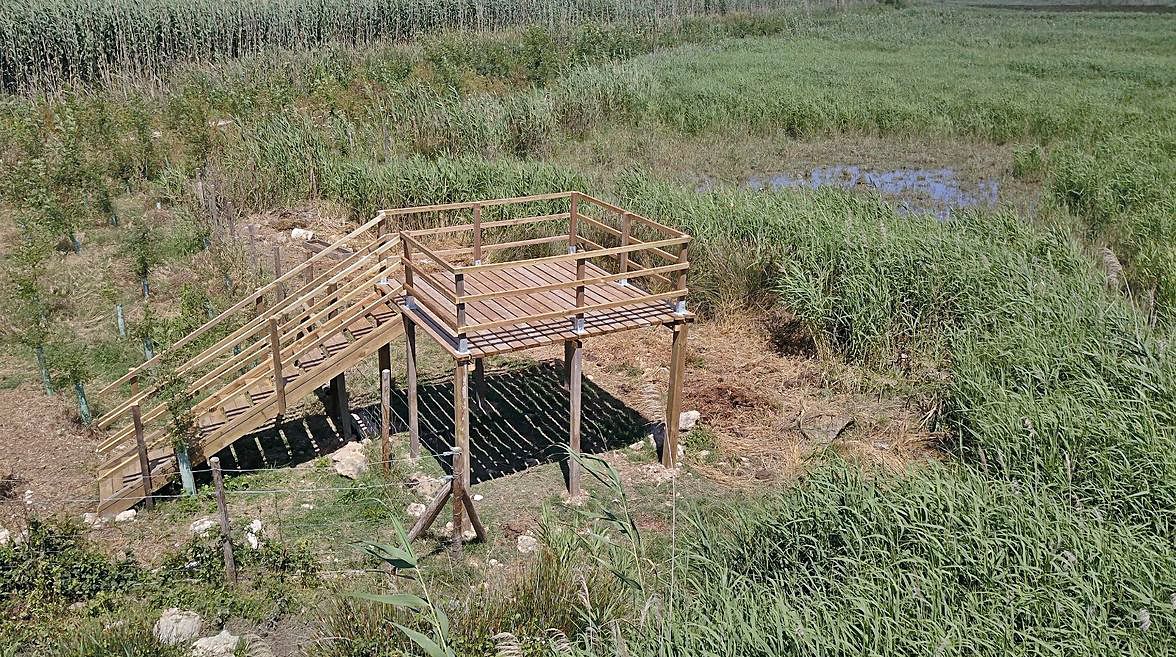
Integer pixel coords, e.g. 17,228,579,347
472,494,484,502
677,445,686,458
189,518,218,536
678,410,701,432
246,519,262,550
290,228,315,241
82,512,99,525
0,529,9,545
114,510,136,523
406,503,427,518
300,503,314,509
153,608,202,645
488,559,500,568
330,442,369,479
191,630,240,657
629,441,644,450
517,535,539,554
698,450,711,458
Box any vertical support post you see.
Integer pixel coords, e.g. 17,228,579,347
130,373,139,396
378,343,391,375
664,322,688,468
268,318,286,416
132,404,153,510
574,255,586,334
619,212,632,285
472,204,483,264
568,192,579,254
567,339,583,496
333,373,351,442
473,358,486,412
452,361,470,556
380,368,392,476
116,304,126,337
405,318,420,460
401,236,415,309
562,340,575,391
455,272,468,354
209,457,238,584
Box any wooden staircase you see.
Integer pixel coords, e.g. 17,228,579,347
94,215,405,517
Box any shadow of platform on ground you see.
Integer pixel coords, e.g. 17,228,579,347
353,360,653,485
189,360,649,489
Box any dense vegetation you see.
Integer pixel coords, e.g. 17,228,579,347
1,2,1174,655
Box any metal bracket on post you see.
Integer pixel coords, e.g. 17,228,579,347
674,300,687,316
573,317,586,335
458,337,470,355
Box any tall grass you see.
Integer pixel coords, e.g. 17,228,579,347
0,0,833,91
617,174,1176,537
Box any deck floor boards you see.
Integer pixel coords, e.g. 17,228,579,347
405,260,688,359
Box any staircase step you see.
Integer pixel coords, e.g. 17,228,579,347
348,316,376,340
223,394,253,419
323,333,350,357
371,302,398,325
296,346,328,371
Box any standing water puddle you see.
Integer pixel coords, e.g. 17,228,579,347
746,165,1000,220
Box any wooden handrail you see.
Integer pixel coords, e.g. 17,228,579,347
95,234,400,429
455,235,689,275
401,233,457,274
577,193,686,238
377,191,572,217
458,262,688,303
462,289,687,333
406,212,571,237
98,210,391,397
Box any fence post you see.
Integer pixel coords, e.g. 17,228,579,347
381,368,391,476
75,383,92,425
116,304,127,337
132,404,154,510
455,272,468,354
210,457,238,584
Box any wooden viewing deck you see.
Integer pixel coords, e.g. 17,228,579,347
92,191,692,554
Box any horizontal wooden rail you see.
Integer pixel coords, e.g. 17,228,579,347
455,236,689,275
99,211,391,397
463,289,687,333
377,191,572,217
578,216,679,265
458,262,689,304
402,259,458,304
578,193,686,239
401,233,457,274
403,283,461,337
407,212,570,237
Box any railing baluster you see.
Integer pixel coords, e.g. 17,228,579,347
401,234,415,310
568,192,579,254
619,211,632,285
455,272,468,354
574,254,586,335
472,204,483,264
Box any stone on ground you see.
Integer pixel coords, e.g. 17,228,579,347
153,608,202,645
330,442,368,479
114,509,136,523
192,630,240,657
678,410,701,432
406,502,426,518
517,534,539,554
189,517,218,536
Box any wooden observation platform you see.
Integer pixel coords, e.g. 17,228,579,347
92,191,691,550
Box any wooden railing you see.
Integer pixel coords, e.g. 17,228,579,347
94,211,402,480
392,192,690,352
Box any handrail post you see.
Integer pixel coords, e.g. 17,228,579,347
472,204,483,264
568,192,579,254
455,271,468,354
268,318,286,416
131,403,153,510
674,241,689,315
401,235,416,310
619,211,632,286
574,254,586,335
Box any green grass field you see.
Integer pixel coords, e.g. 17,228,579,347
1,3,1174,656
